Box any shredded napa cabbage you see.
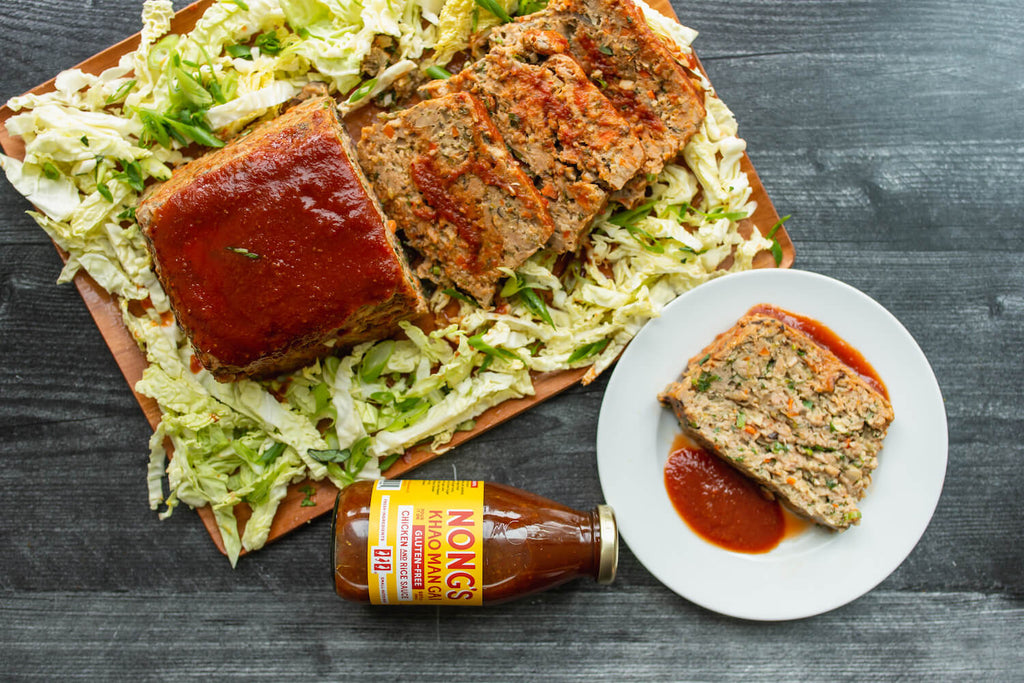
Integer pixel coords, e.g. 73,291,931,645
3,0,775,565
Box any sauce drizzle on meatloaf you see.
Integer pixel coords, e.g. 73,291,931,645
136,96,426,381
423,30,644,253
489,0,706,178
659,312,894,531
357,92,555,305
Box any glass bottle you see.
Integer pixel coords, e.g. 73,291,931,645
331,480,617,605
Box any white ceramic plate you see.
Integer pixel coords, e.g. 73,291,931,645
597,269,947,620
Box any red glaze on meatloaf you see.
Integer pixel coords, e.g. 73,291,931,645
136,96,426,381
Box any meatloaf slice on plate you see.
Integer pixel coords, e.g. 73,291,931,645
136,96,426,382
357,92,555,305
658,314,895,530
424,30,644,253
490,0,706,178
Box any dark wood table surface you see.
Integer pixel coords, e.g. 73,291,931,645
2,0,1022,679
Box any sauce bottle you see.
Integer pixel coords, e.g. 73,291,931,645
331,480,617,605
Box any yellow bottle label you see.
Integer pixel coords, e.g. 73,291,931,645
367,480,484,606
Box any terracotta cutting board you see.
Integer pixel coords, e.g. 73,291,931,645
0,0,794,556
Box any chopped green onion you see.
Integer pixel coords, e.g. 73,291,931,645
677,202,749,222
766,214,791,266
692,370,719,392
227,0,250,10
360,340,394,382
567,338,610,364
622,224,665,253
608,200,656,227
80,135,90,147
254,31,283,55
474,0,512,23
114,159,145,193
516,0,548,15
517,287,554,327
225,246,260,259
426,66,453,80
468,334,520,362
312,382,331,415
379,453,402,472
347,78,377,104
385,398,430,431
105,79,137,105
370,390,395,405
300,485,317,507
345,437,373,476
96,182,113,202
225,44,253,60
173,66,214,107
147,35,179,71
257,441,286,466
598,45,614,56
308,448,351,464
42,162,61,180
442,288,476,306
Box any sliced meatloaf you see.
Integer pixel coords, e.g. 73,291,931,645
489,0,706,177
136,96,426,381
658,314,894,530
357,92,555,305
424,30,644,252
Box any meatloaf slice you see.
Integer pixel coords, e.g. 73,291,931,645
423,31,644,253
489,0,706,177
658,314,894,530
357,92,555,305
136,96,426,382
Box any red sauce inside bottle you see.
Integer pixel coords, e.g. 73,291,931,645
746,304,888,400
664,434,808,553
332,481,617,605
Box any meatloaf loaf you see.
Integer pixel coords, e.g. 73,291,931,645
423,30,644,253
357,92,555,305
489,0,706,179
658,314,894,530
136,96,426,381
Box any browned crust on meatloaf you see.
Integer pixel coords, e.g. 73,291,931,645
489,0,706,177
137,96,426,382
356,92,556,305
658,315,894,530
423,30,643,253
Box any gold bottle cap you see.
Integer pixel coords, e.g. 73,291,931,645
596,504,618,585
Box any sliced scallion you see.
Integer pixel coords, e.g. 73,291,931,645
474,0,512,23
426,66,453,80
347,78,378,104
567,338,610,364
360,339,394,382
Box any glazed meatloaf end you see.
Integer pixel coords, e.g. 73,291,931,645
490,0,706,176
424,32,643,253
658,315,894,530
357,92,555,305
136,96,426,382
